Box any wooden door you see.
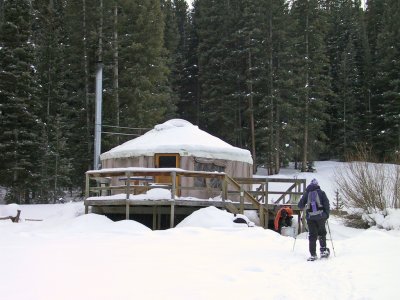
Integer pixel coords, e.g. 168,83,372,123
154,154,180,186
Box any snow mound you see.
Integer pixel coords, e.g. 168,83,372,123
59,213,114,232
154,119,192,131
176,206,251,228
55,214,152,234
113,220,152,233
0,203,21,218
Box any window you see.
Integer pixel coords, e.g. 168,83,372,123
158,155,178,168
194,161,225,188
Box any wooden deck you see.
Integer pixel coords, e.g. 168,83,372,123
84,168,306,231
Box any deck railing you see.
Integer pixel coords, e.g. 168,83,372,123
85,168,306,230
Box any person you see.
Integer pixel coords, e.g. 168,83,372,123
298,178,330,261
274,206,293,233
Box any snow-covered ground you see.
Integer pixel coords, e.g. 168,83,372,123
1,161,399,300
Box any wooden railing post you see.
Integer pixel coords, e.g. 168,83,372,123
265,178,270,229
239,188,244,214
171,171,176,200
170,171,176,228
301,179,307,232
85,173,90,214
222,176,227,202
85,173,90,199
125,172,131,220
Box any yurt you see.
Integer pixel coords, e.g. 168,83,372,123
100,119,253,198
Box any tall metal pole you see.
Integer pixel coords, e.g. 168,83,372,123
94,62,103,170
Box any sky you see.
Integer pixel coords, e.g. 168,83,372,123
1,160,399,300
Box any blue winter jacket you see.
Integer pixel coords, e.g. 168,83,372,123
298,183,330,220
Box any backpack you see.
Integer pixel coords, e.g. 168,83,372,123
274,206,294,231
306,190,324,217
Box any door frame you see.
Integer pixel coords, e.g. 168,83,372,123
154,154,181,195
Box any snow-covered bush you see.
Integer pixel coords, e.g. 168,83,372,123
362,208,400,230
335,157,400,229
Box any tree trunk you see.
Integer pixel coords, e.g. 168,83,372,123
113,3,119,144
268,4,276,174
98,0,103,62
275,101,281,173
248,45,256,174
302,6,310,172
82,0,91,169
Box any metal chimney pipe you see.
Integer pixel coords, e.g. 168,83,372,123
94,62,103,170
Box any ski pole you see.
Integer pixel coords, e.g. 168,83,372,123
293,211,304,252
326,220,336,257
292,234,297,252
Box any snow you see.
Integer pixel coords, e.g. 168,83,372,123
1,161,400,300
363,208,400,230
176,206,252,228
100,119,253,164
87,188,172,201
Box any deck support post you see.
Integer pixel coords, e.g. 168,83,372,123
259,203,264,228
126,201,130,220
170,203,175,228
157,208,162,230
265,204,269,229
152,206,157,230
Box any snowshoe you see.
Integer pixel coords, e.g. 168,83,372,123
307,255,318,261
320,248,330,259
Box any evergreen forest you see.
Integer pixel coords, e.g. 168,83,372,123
0,0,399,203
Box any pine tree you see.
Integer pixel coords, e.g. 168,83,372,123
0,0,43,203
250,0,292,174
167,0,199,124
369,0,400,159
31,0,76,202
60,0,99,189
118,0,175,130
290,0,332,171
326,0,369,159
333,189,344,211
176,0,200,125
196,0,240,143
161,0,180,118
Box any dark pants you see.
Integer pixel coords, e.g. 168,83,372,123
307,218,327,256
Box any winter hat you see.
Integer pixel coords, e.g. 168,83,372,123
310,178,319,186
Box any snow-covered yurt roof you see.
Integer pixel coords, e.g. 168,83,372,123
100,119,253,164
